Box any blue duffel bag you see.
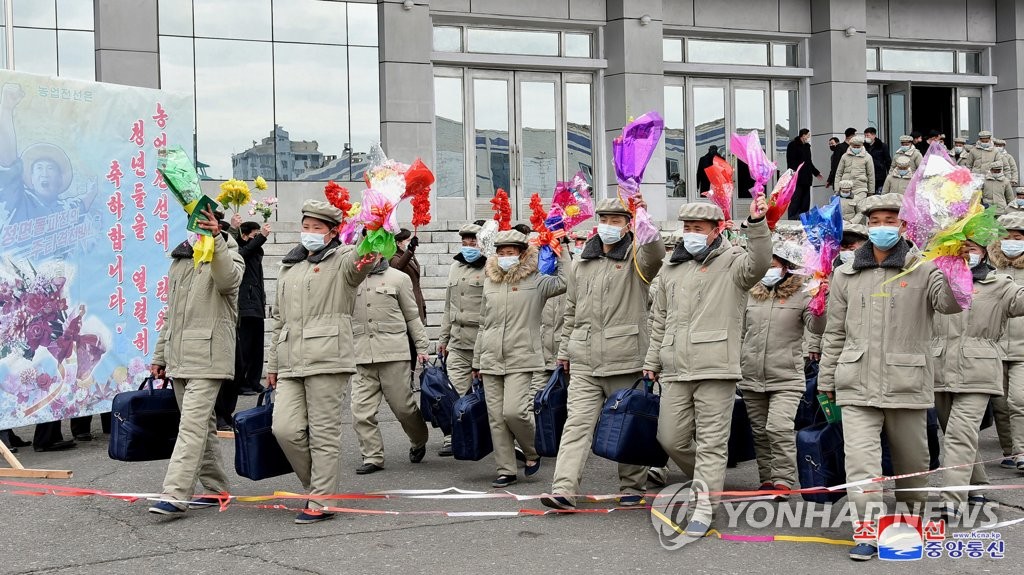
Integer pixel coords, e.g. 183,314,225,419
419,357,460,435
797,421,847,503
233,390,293,481
794,360,825,431
591,378,668,467
108,377,180,462
452,377,493,461
534,365,568,457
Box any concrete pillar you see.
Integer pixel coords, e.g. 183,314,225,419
95,0,159,88
603,0,667,221
995,0,1024,164
809,0,867,206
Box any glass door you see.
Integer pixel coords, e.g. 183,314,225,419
515,72,563,216
956,87,982,141
733,81,770,199
470,71,515,220
688,79,728,202
884,81,911,156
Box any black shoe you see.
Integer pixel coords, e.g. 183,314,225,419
239,388,260,396
356,462,384,475
492,474,517,488
409,445,426,463
74,433,93,442
8,432,30,448
216,424,233,432
34,440,76,452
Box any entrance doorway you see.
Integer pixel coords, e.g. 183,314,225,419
872,83,983,154
911,86,953,141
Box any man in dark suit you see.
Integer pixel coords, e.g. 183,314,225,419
786,129,824,218
696,145,720,194
864,127,891,194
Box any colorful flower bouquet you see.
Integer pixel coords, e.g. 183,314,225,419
249,196,278,222
800,196,844,316
613,112,664,246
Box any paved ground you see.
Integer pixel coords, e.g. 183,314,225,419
1,395,1022,575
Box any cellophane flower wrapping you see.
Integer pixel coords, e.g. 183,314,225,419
550,171,594,231
404,158,434,228
613,112,663,246
899,142,983,247
921,202,1005,309
766,164,803,230
528,194,563,275
799,196,844,316
478,219,499,257
729,130,776,198
703,155,734,226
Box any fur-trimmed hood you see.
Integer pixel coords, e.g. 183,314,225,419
485,245,539,284
851,237,914,270
454,251,487,268
989,242,1024,270
749,273,805,301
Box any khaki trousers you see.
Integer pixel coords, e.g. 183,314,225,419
482,372,538,476
272,373,348,510
351,361,428,465
842,406,929,525
992,361,1024,457
656,380,735,524
551,373,647,497
743,389,801,488
446,347,475,395
160,378,229,508
935,392,991,504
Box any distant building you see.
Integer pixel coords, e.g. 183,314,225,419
232,125,325,181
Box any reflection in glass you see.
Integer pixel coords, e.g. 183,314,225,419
434,76,465,198
467,29,558,56
866,48,878,71
347,2,378,46
867,93,879,133
158,0,194,36
772,44,796,67
734,88,766,199
273,43,347,181
0,30,6,69
693,86,725,194
348,46,380,181
273,0,346,44
13,28,57,76
565,33,590,58
958,96,981,141
520,81,557,199
194,39,274,180
13,0,55,28
433,26,462,52
888,92,906,155
880,48,953,73
56,0,93,30
688,39,768,66
474,79,510,199
773,88,797,171
664,85,685,198
565,82,592,186
193,0,272,41
159,36,195,96
959,52,981,74
57,30,94,80
663,38,682,62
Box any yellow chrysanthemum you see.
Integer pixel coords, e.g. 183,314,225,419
347,202,361,218
254,176,268,191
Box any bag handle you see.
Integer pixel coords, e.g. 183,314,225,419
634,376,661,395
138,377,173,394
257,389,274,407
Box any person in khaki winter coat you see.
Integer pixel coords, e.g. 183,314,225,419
1007,188,1024,214
835,135,875,201
642,196,772,537
932,238,1024,518
541,198,664,511
882,155,913,196
739,242,826,494
894,135,923,172
990,213,1024,472
994,138,1019,185
436,223,486,456
471,230,568,488
267,200,374,524
835,180,861,223
148,206,244,516
350,256,430,475
982,160,1014,214
818,193,962,561
965,130,999,174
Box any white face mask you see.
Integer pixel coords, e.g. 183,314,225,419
760,267,785,287
1002,240,1024,258
682,232,709,255
839,250,855,264
953,146,964,154
497,255,519,271
967,253,983,268
597,223,624,245
898,145,910,153
979,141,992,149
839,189,853,198
864,137,875,145
300,232,327,252
897,169,910,177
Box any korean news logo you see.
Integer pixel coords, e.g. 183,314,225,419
650,479,709,550
859,514,1005,561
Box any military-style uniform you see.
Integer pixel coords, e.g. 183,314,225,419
965,130,999,174
350,259,430,467
990,213,1024,469
894,136,923,172
549,199,664,504
982,160,1014,214
834,136,875,202
152,232,243,510
836,180,860,223
644,202,772,527
994,139,1019,184
269,200,372,512
881,156,913,196
438,224,487,394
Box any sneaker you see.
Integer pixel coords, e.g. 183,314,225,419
356,462,384,475
188,496,221,509
492,475,517,488
148,501,185,516
1000,457,1016,469
773,483,792,502
1016,456,1024,472
758,482,775,491
294,508,335,524
618,494,646,507
439,436,453,457
849,542,877,561
409,445,426,463
540,495,576,510
524,458,541,477
684,519,711,537
968,494,998,509
647,466,668,487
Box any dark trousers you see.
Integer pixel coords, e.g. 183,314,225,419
788,182,812,219
234,316,264,391
33,414,111,446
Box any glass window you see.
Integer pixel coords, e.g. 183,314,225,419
273,0,346,44
159,35,195,96
866,48,877,71
880,48,954,73
771,43,797,67
273,43,348,181
158,0,194,36
734,88,766,199
520,80,558,197
473,78,511,198
663,38,682,62
867,93,879,133
958,95,981,141
693,86,725,195
687,39,768,66
13,0,55,28
958,51,981,74
774,88,797,170
888,91,906,153
193,39,274,180
664,85,685,198
434,76,465,198
347,2,378,47
0,30,7,69
565,82,592,184
467,29,559,56
56,0,93,30
565,33,590,58
433,26,462,52
193,0,272,41
13,28,57,76
57,30,94,80
347,46,380,181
